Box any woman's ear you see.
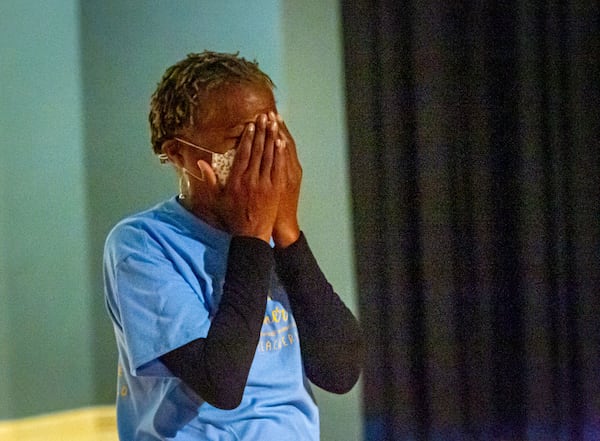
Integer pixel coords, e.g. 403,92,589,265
161,139,184,168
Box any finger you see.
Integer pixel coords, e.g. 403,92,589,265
260,119,279,178
274,112,290,141
229,122,254,177
272,138,287,187
275,113,298,158
247,114,267,177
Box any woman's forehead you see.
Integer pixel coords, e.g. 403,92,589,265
198,82,276,130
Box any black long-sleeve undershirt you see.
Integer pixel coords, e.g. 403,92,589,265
160,233,364,410
274,234,364,394
161,236,271,410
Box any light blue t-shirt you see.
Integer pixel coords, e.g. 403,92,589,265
103,197,319,440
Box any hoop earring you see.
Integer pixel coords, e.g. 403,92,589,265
179,174,190,200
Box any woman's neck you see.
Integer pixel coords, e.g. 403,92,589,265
177,193,228,233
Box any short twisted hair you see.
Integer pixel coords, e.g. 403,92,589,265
149,51,275,155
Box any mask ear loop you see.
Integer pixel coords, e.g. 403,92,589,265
183,167,205,182
159,140,206,199
173,137,210,183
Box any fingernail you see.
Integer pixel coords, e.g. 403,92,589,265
248,123,255,132
269,111,277,121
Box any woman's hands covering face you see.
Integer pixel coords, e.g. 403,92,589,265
196,111,302,246
270,112,302,248
197,113,287,243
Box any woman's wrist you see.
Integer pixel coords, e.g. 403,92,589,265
272,224,300,248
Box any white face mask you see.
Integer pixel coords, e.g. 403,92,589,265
171,137,236,187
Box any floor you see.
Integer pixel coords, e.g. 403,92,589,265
0,406,117,441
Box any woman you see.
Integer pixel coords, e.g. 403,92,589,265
103,51,364,440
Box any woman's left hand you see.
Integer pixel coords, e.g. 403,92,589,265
270,112,302,248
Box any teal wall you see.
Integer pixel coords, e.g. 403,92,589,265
1,1,361,439
0,0,94,418
281,3,362,441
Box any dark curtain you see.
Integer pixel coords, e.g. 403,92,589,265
341,1,599,440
